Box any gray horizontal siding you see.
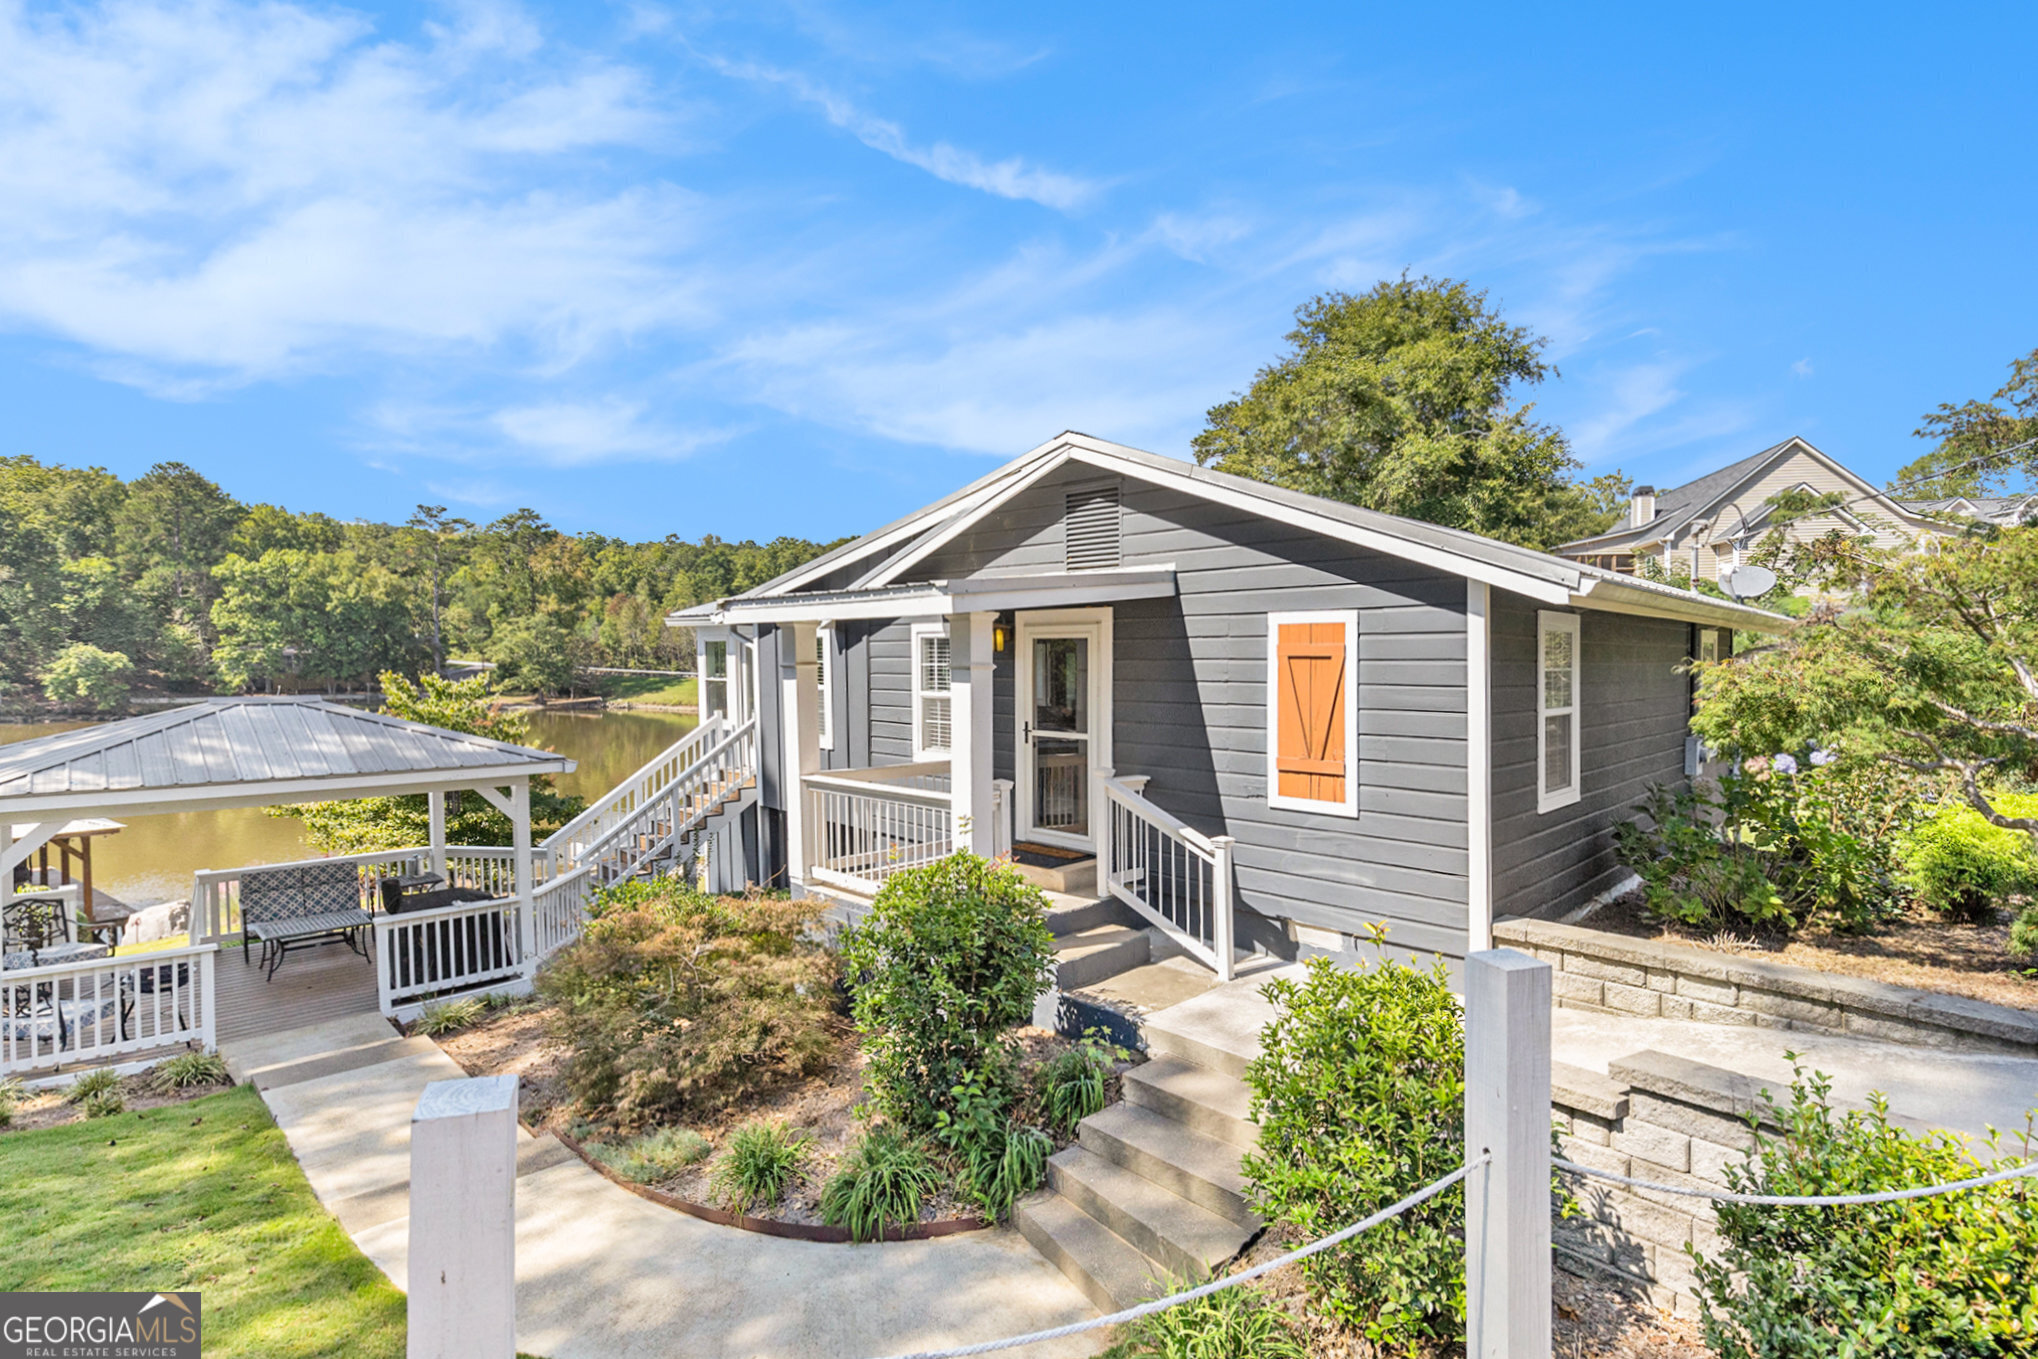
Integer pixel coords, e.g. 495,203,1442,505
1488,591,1692,916
919,461,1474,956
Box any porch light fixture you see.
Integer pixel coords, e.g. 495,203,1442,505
994,621,1009,653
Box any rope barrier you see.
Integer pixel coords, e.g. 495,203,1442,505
1555,1155,2038,1206
869,1155,1488,1359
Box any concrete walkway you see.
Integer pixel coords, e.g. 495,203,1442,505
223,1016,1106,1359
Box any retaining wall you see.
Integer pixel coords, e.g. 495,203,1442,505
1497,917,2038,1056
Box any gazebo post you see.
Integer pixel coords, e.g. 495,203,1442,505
511,779,537,964
427,789,448,883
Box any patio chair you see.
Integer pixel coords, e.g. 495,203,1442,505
2,895,75,966
239,860,374,981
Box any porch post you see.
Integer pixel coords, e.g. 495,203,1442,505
950,611,997,856
780,620,821,891
427,789,448,882
510,779,537,962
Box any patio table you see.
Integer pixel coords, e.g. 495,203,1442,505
2,941,114,1050
1,940,110,971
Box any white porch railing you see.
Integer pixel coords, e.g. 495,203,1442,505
1,944,217,1077
532,865,597,957
542,715,726,867
190,845,526,945
805,761,954,895
375,896,526,1012
1098,772,1237,982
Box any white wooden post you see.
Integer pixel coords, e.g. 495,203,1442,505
1091,764,1114,869
951,611,996,855
408,1075,518,1359
427,789,448,883
990,778,1015,859
1465,947,1553,1359
779,620,820,891
1208,834,1237,983
510,780,536,964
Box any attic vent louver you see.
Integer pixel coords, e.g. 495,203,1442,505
1064,483,1122,570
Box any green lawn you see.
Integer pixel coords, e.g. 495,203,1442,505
0,1084,406,1359
597,674,696,707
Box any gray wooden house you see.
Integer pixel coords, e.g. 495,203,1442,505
671,432,1783,978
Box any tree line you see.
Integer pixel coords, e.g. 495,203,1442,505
0,458,843,710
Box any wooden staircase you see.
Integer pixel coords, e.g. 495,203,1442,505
542,716,759,888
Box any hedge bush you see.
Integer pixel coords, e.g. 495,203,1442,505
1895,794,2038,921
841,852,1056,1133
1690,1064,2038,1358
1240,950,1467,1356
537,878,838,1127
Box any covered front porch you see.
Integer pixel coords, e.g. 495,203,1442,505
683,569,1243,980
0,698,588,1080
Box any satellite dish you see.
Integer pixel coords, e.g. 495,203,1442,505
1724,564,1778,600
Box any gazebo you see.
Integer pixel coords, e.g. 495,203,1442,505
0,697,580,1079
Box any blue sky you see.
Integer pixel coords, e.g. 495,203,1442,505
2,1,2033,542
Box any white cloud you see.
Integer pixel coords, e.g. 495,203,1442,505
490,398,720,465
702,55,1097,211
1571,361,1689,459
1792,357,1814,378
0,0,696,384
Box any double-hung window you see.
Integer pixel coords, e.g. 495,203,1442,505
1265,611,1359,817
701,638,729,720
1537,611,1581,812
816,625,834,750
911,624,952,759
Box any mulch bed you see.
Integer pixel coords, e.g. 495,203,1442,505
431,1001,1122,1229
1585,890,2038,1014
1,1067,230,1135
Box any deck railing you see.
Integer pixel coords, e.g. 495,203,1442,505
1,944,217,1077
805,761,955,895
531,865,597,957
570,718,758,887
1098,771,1237,981
374,896,525,1012
190,845,528,946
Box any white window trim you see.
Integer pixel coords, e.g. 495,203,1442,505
816,623,834,751
1537,610,1582,814
698,629,732,722
1265,610,1360,818
910,621,952,761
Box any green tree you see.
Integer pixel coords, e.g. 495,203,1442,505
487,613,574,697
1892,347,2038,499
1192,278,1603,549
41,643,135,712
211,549,422,692
273,672,583,852
114,462,243,659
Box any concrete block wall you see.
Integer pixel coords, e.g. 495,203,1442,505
1497,918,2038,1056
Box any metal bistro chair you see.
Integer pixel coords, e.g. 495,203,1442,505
2,895,116,1051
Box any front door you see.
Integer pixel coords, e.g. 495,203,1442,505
1015,611,1111,849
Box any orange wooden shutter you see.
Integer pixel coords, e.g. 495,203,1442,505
1276,621,1348,803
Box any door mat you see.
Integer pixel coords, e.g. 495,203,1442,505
1010,842,1093,870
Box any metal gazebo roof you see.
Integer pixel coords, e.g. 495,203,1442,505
0,697,574,820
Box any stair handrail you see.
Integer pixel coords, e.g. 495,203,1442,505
542,714,725,857
1096,771,1237,982
568,718,757,873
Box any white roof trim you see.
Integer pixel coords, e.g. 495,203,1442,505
685,568,1178,625
856,450,1075,589
0,761,569,821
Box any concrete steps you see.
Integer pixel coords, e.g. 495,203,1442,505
1053,925,1152,990
1016,1014,1265,1311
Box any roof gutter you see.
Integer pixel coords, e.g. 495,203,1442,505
1570,578,1792,632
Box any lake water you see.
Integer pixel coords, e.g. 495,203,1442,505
0,707,698,909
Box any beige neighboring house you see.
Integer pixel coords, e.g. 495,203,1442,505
1557,435,1957,582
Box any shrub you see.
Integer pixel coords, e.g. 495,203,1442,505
1615,760,1893,934
411,998,488,1036
819,1126,942,1241
538,879,838,1127
1895,794,2038,921
2012,903,2038,959
64,1069,120,1106
152,1053,231,1091
1241,949,1466,1355
81,1087,126,1119
842,852,1056,1133
1036,1031,1124,1138
931,1069,1051,1221
1111,1282,1307,1359
41,643,134,712
0,1077,22,1127
710,1121,809,1215
1690,1064,2038,1358
587,1127,710,1184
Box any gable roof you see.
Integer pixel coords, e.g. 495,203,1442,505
0,697,573,814
674,431,1789,634
1559,436,1934,555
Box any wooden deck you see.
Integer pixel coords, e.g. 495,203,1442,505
213,937,383,1044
